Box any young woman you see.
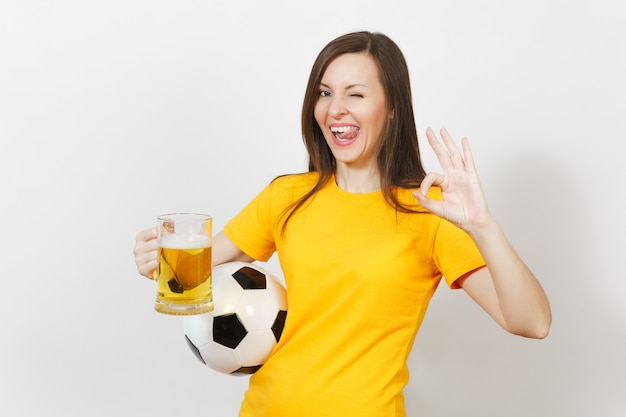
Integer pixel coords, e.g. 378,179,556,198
133,31,551,417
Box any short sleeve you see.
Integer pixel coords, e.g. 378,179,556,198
433,218,486,289
223,182,277,262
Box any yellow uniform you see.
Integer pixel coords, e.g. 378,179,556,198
224,172,485,417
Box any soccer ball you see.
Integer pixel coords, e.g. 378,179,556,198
183,261,287,375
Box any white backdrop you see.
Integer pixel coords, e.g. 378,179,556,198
1,1,624,416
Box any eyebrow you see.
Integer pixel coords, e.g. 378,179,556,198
319,82,369,89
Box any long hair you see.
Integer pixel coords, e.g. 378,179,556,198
282,31,427,230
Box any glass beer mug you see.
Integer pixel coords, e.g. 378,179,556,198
154,213,213,315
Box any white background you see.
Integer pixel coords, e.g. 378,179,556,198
1,1,624,416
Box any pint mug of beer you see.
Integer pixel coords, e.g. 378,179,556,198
155,213,213,315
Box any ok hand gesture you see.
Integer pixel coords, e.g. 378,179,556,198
412,127,493,234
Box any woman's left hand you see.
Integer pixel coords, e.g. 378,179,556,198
412,127,492,233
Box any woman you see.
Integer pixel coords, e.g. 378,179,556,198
133,31,551,417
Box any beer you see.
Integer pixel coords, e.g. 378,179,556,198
155,214,213,315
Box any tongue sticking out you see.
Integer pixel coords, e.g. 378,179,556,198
336,129,359,141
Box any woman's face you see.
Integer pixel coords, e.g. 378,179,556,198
314,53,391,171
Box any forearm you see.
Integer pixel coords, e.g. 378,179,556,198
468,219,552,338
212,231,254,266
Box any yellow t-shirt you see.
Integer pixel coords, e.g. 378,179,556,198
224,172,485,417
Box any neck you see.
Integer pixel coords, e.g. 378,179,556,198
334,164,380,193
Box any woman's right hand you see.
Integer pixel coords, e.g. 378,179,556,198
133,227,159,280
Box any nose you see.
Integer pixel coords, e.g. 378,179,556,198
328,96,348,118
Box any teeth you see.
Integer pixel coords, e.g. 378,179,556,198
330,126,359,133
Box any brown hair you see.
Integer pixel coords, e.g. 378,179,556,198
282,31,427,229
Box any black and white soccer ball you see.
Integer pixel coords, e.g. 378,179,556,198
183,261,287,375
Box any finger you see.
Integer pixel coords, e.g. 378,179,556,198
135,246,158,277
412,186,441,213
439,128,465,170
138,258,158,280
135,227,157,245
412,189,429,208
133,234,158,259
417,172,445,196
460,136,477,175
425,127,454,171
135,239,158,259
133,227,159,279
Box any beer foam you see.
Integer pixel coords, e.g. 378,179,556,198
159,233,211,249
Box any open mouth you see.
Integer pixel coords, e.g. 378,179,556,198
330,126,360,141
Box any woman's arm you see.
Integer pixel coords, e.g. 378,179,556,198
457,222,551,339
133,228,253,280
413,127,551,339
211,230,254,265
